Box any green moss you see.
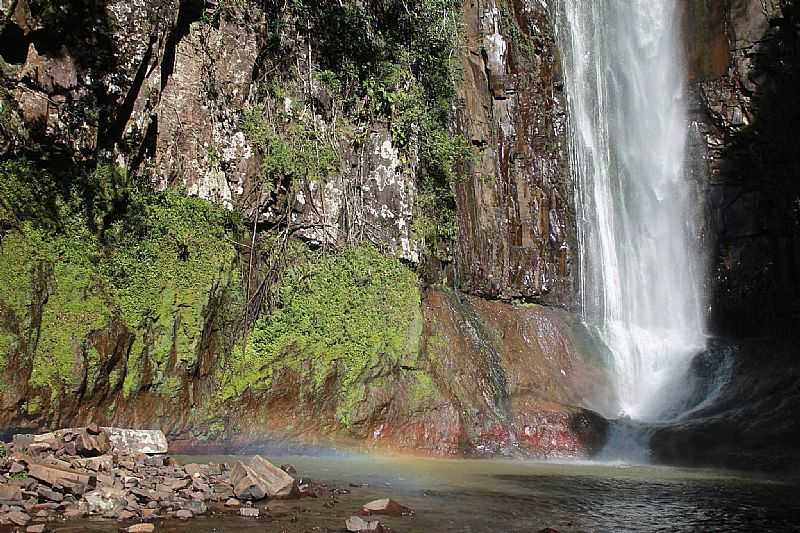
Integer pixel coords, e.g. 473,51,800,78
409,371,438,405
0,184,242,403
32,221,110,398
218,243,421,426
101,191,240,397
0,220,109,400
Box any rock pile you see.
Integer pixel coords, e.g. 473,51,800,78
0,426,299,529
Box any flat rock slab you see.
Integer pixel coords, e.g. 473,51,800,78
103,428,168,455
127,525,155,533
27,463,94,487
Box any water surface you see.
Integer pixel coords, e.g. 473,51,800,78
48,454,800,532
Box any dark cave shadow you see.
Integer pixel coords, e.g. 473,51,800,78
708,1,800,337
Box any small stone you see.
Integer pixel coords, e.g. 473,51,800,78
346,515,384,532
126,525,155,533
9,462,26,474
360,498,412,516
175,509,192,519
239,506,259,518
141,508,158,518
26,525,46,533
224,498,240,507
118,510,137,520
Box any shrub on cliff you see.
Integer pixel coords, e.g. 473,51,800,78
217,243,422,426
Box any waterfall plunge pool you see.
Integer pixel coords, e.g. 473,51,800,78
44,454,800,532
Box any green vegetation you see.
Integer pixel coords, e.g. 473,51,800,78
250,0,471,256
0,0,473,427
217,243,421,426
242,103,340,191
0,159,242,403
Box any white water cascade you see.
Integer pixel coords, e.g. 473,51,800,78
554,1,706,422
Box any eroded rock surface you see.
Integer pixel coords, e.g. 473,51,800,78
455,0,574,305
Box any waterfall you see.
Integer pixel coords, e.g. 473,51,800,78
554,1,706,422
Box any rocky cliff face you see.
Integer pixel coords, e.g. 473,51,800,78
0,0,602,456
686,0,800,337
455,0,574,306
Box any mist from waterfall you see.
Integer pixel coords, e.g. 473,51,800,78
554,1,706,422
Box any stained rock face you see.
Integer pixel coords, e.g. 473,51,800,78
201,290,610,459
454,0,575,306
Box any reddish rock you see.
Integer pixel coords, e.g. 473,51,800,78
27,463,93,488
126,525,155,533
359,498,412,517
75,429,111,457
0,485,22,501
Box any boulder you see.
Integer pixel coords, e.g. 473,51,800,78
229,455,296,500
346,515,385,532
176,509,192,519
75,429,111,457
360,498,412,516
6,510,31,526
104,428,168,455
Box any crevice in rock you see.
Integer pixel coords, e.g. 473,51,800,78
100,35,157,151
160,0,205,92
0,21,27,64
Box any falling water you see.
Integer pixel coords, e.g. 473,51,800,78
554,1,706,422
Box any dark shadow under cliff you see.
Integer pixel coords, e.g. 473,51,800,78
708,0,800,337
